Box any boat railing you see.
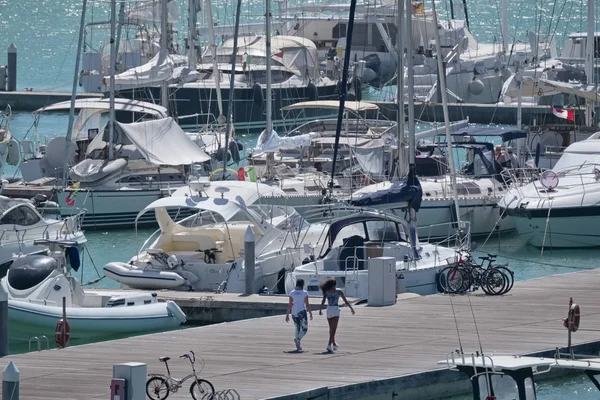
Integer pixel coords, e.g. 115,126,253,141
420,220,471,249
28,335,50,352
0,208,86,250
500,167,541,189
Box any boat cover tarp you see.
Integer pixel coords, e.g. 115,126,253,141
125,0,179,24
254,129,316,153
349,169,423,211
114,117,210,165
108,51,186,90
350,136,388,177
538,79,600,102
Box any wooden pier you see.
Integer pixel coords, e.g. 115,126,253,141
3,269,600,400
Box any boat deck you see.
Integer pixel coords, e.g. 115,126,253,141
3,269,600,399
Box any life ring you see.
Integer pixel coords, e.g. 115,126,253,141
55,318,71,348
563,303,581,332
209,168,239,181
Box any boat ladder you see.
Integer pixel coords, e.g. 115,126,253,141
28,335,50,352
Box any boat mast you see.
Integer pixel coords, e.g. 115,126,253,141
328,0,358,190
431,0,462,231
187,0,198,69
205,0,225,124
405,0,415,171
222,0,243,178
394,0,406,179
585,0,595,127
108,0,117,160
265,0,275,178
63,0,88,185
160,0,170,115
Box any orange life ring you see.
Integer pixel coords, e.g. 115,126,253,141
563,303,581,332
55,318,71,348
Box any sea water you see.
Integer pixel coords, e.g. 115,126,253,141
1,0,600,395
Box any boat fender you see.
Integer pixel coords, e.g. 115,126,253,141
563,302,580,332
306,81,318,101
238,167,245,181
65,246,81,272
7,138,21,166
252,82,263,106
353,78,362,102
55,318,71,348
229,140,241,164
277,267,286,294
166,300,187,323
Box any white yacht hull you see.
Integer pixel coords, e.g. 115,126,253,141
508,210,600,248
7,300,185,341
57,188,189,228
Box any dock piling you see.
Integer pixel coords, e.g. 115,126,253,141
0,283,7,357
244,225,255,295
7,44,16,92
2,361,19,400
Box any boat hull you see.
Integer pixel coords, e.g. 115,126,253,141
506,208,600,248
7,300,185,341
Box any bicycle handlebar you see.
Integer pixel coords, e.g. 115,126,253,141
179,351,196,363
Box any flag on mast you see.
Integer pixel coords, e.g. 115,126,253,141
550,106,574,121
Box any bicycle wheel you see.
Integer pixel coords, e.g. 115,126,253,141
190,378,215,400
494,265,515,294
482,268,507,296
146,377,170,400
438,266,468,294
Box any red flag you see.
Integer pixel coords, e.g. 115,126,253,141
551,106,574,121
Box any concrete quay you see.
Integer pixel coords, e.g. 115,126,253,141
2,269,600,399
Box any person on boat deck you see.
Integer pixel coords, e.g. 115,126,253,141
286,278,313,351
506,147,520,168
494,145,506,164
319,278,355,353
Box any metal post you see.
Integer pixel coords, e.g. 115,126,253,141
61,297,67,348
160,0,170,114
7,44,16,92
244,226,255,295
0,284,7,357
2,361,19,400
108,0,116,160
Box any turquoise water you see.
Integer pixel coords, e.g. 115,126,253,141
2,1,600,396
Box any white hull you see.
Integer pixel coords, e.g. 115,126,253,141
57,188,189,228
8,300,185,341
509,213,600,248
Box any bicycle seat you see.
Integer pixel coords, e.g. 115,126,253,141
159,357,170,362
487,254,497,258
478,256,490,260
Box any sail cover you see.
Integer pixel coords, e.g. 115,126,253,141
349,169,423,211
125,0,179,24
115,117,210,165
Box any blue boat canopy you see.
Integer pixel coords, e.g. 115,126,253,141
348,169,422,211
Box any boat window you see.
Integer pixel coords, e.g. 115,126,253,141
1,206,41,226
478,374,518,400
332,23,347,39
252,70,292,84
365,220,403,242
454,182,481,195
333,223,367,247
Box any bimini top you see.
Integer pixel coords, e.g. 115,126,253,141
136,181,287,223
281,101,380,113
34,98,168,117
416,124,527,143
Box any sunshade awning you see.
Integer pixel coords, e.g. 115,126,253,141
281,100,380,113
34,98,168,117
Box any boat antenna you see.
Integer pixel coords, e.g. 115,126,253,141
328,0,358,193
222,0,243,180
62,0,88,186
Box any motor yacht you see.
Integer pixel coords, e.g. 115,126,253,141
498,135,600,248
103,181,326,293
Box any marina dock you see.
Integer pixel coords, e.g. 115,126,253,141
3,269,600,399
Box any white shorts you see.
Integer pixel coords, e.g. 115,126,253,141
327,305,340,319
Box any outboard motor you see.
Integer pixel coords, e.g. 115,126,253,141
7,255,58,290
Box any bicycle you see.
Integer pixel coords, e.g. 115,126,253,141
146,350,215,400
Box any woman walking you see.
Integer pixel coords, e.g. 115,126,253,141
319,278,355,352
286,278,313,351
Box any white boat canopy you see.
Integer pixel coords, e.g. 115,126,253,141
113,117,210,165
34,98,168,117
281,100,380,113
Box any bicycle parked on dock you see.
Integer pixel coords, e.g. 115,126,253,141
146,350,215,400
437,251,514,295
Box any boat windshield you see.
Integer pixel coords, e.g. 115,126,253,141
552,152,600,174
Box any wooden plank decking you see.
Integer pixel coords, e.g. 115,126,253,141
3,269,600,399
